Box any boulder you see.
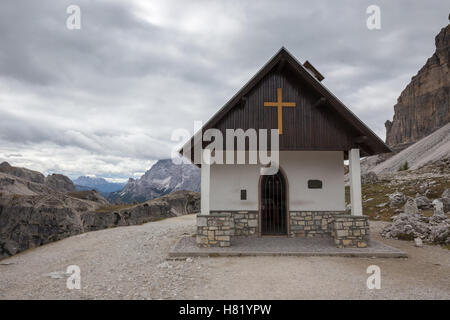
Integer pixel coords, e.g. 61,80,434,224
441,188,450,212
404,197,419,215
361,171,378,184
432,199,445,215
429,223,450,244
382,212,429,240
382,199,450,244
414,237,423,247
389,191,406,207
415,193,432,209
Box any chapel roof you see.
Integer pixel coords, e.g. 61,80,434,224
180,47,391,161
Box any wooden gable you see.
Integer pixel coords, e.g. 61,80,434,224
181,47,391,160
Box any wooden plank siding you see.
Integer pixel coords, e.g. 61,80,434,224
204,66,357,152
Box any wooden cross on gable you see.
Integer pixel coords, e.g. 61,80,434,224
264,88,296,134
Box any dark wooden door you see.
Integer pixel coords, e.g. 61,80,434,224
261,171,287,235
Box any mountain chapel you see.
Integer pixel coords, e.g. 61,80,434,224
180,48,391,248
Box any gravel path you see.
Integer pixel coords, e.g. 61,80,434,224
0,215,449,300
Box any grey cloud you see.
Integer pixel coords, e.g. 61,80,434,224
0,0,448,180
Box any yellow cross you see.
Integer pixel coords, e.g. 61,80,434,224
264,87,296,134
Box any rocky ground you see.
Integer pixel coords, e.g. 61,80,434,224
353,158,450,221
0,214,448,300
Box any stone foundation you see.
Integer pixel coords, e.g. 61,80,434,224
196,213,233,247
333,215,370,248
231,211,258,236
289,211,342,238
196,211,371,248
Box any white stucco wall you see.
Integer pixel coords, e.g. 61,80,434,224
209,151,345,211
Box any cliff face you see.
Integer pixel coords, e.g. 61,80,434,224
0,162,200,259
385,24,449,150
0,188,199,259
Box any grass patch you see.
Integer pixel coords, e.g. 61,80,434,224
346,175,450,221
442,244,450,250
396,233,416,241
421,209,434,217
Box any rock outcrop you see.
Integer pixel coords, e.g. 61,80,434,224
0,162,76,193
385,24,449,150
388,191,406,207
0,162,45,184
0,193,102,258
82,191,200,232
0,163,200,259
442,188,450,212
45,174,76,192
0,190,200,259
382,194,450,244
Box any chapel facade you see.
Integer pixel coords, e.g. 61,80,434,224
180,48,391,248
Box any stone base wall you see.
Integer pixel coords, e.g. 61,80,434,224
209,211,258,236
232,211,258,236
289,211,343,238
196,211,371,248
333,215,370,248
196,213,233,247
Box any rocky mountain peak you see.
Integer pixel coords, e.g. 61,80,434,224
385,24,449,151
0,161,11,168
73,176,108,186
108,159,200,204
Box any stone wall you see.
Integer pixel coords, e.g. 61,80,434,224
209,211,258,236
333,215,370,248
289,211,342,237
231,211,258,236
196,211,371,248
196,213,233,247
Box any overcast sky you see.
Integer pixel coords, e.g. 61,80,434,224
0,0,448,182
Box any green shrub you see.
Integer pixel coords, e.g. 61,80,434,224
396,233,415,241
398,161,409,171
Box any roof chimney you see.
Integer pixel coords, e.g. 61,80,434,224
303,60,324,82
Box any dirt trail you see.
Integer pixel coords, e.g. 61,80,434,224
0,215,449,299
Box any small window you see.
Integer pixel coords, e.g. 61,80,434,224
308,180,322,189
240,189,247,200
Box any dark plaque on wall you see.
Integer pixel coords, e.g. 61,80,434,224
240,189,247,200
308,180,322,189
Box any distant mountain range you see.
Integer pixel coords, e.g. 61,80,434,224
73,176,126,197
107,159,200,204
